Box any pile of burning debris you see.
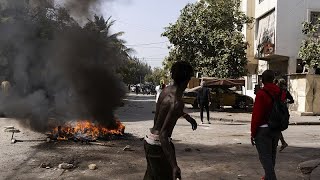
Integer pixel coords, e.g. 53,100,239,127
4,120,126,144
46,120,125,142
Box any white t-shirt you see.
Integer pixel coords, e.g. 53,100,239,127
155,85,161,103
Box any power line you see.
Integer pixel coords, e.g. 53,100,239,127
143,53,169,57
126,41,169,46
131,46,168,49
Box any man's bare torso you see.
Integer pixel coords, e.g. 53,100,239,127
150,85,184,137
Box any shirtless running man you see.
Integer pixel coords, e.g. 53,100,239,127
144,61,197,180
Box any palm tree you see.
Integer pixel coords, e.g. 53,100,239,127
85,15,134,60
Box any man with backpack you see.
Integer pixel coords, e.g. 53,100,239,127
251,70,289,180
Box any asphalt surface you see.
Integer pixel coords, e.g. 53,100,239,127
0,93,319,179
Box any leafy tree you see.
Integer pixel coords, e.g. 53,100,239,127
162,0,253,78
118,57,152,84
144,67,168,85
299,18,320,67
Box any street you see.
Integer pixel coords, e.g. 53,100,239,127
0,94,319,180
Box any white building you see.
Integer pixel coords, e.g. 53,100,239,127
254,0,320,76
243,0,320,114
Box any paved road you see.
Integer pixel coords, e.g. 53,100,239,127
118,94,320,148
0,93,318,179
118,94,320,179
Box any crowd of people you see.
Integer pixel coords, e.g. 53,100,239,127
128,84,156,95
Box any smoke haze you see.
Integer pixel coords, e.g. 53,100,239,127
54,0,102,24
0,0,126,132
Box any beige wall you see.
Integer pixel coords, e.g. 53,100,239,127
242,0,258,70
289,74,320,114
246,0,257,66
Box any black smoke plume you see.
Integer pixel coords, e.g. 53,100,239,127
55,0,102,24
0,0,126,132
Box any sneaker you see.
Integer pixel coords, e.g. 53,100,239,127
279,143,288,152
208,121,211,124
201,122,204,125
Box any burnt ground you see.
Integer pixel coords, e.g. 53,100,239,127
0,94,319,180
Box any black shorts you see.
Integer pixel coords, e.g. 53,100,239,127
143,140,174,180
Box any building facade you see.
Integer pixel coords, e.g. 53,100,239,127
254,0,320,76
241,0,257,99
243,0,320,114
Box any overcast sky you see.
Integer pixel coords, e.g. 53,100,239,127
101,0,196,68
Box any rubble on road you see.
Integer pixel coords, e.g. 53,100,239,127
88,164,97,170
298,159,320,174
58,163,74,169
40,162,51,168
123,145,134,151
3,126,14,131
4,128,20,133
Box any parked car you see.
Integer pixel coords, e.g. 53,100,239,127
182,87,253,109
182,91,199,108
210,87,253,109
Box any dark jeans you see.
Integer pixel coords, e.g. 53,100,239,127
255,127,280,180
279,132,286,145
199,102,210,122
143,141,174,180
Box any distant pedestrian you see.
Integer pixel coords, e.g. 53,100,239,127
197,81,211,124
276,78,294,152
251,70,284,180
135,85,139,95
155,81,165,103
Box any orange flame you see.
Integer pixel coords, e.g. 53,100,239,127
50,120,125,141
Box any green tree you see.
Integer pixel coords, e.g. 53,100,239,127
299,18,320,67
162,0,253,78
144,67,168,85
118,57,152,84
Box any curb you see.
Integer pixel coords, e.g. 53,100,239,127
191,115,320,125
191,114,250,123
289,122,320,125
211,118,249,124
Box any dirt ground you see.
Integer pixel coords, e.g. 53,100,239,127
0,94,319,180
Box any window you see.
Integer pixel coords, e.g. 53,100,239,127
296,59,303,73
247,75,253,90
310,11,320,25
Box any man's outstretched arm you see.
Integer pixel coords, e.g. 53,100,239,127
182,112,197,130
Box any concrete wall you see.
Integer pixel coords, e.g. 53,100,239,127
289,74,320,114
242,0,258,100
244,0,257,66
243,75,256,100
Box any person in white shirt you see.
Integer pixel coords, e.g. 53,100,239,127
155,82,165,103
